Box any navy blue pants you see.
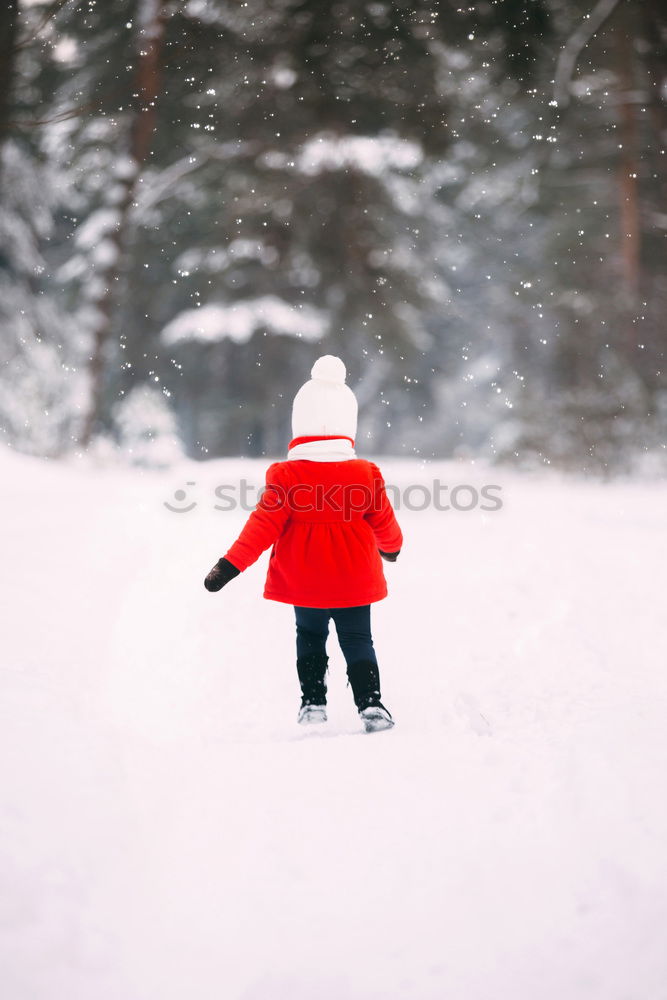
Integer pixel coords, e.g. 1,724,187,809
294,604,377,667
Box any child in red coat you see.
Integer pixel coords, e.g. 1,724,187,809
204,355,402,732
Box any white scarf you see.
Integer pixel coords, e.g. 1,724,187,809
287,437,357,462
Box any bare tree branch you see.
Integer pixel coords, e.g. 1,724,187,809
131,142,262,220
14,0,78,52
554,0,624,108
9,98,101,128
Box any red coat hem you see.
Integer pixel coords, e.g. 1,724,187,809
263,588,388,608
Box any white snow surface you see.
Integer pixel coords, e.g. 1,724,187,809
2,447,667,1000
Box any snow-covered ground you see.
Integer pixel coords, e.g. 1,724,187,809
2,447,667,1000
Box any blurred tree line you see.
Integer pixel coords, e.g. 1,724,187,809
0,0,665,472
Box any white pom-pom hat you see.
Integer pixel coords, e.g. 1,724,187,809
291,355,358,440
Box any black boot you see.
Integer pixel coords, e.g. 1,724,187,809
346,658,381,710
296,654,328,724
346,659,394,731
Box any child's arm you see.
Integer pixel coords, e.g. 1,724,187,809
204,464,290,592
364,463,403,558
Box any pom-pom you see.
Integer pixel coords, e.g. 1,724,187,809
311,355,346,384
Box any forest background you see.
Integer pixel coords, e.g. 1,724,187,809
1,0,665,473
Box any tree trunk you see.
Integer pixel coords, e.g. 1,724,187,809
79,0,167,448
643,0,667,211
615,16,641,313
0,0,18,153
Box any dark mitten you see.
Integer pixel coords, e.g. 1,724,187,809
204,557,241,592
379,549,400,562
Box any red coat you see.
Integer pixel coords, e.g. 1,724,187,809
224,453,403,608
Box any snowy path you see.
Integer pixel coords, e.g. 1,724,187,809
2,450,667,999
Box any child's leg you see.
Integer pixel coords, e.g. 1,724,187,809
294,606,330,706
331,605,383,710
330,604,377,666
